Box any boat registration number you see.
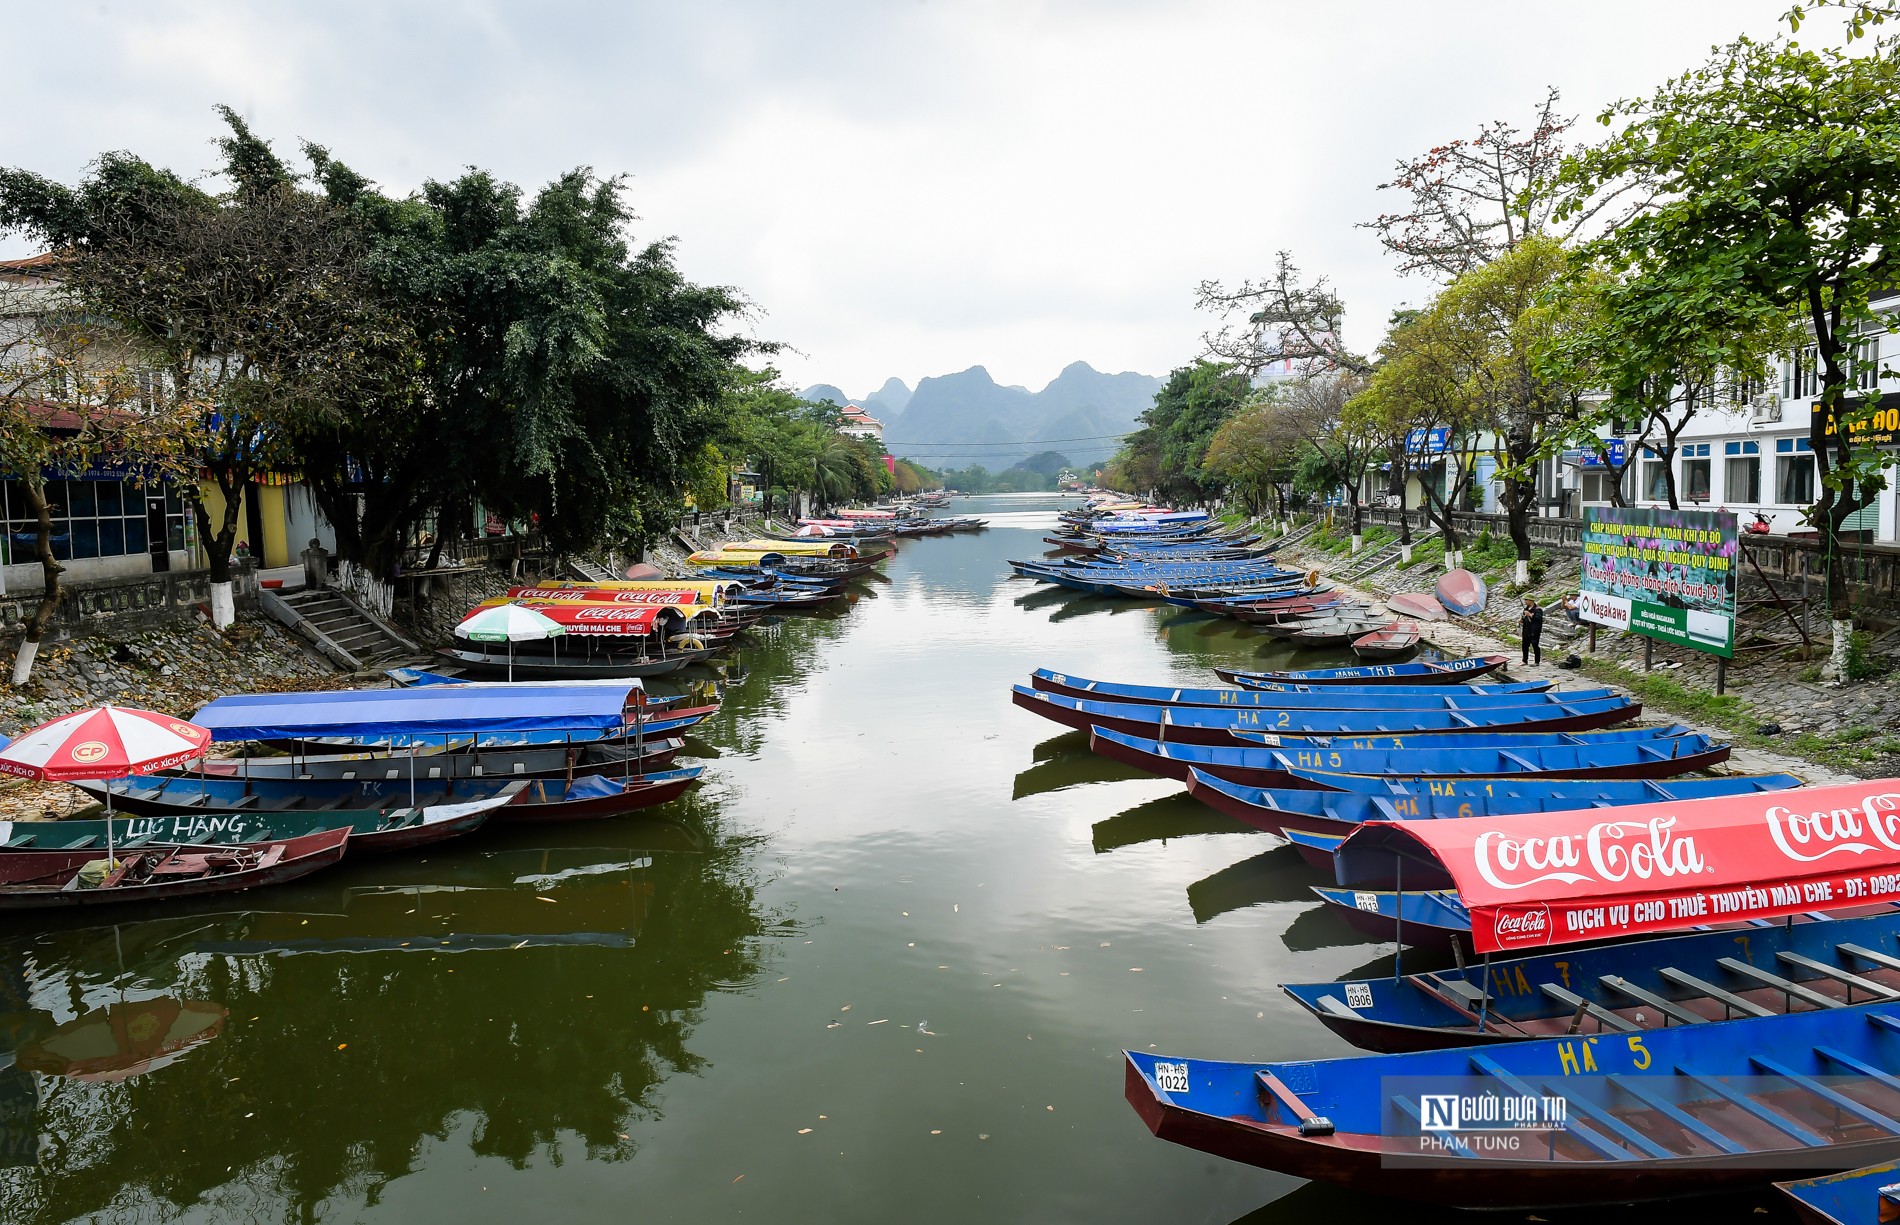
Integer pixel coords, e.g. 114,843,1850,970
1353,892,1381,912
1153,1062,1191,1094
1343,983,1374,1010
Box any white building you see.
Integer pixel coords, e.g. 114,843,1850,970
838,406,884,442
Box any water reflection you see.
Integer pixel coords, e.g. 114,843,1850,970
1185,846,1313,924
1090,794,1252,854
0,806,775,1220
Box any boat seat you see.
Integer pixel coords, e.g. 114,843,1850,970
1604,1074,1747,1155
3,833,36,847
1467,1055,1633,1160
1540,983,1639,1032
1599,976,1705,1027
58,835,98,850
1315,995,1358,1018
1530,1075,1673,1158
1776,951,1900,1002
1717,957,1843,1010
1429,976,1493,1010
118,834,158,849
1814,1045,1900,1097
312,795,352,811
1659,967,1774,1019
174,792,210,808
1750,1053,1900,1133
1674,1068,1828,1145
1841,944,1900,975
229,795,260,810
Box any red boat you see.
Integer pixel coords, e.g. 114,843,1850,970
1350,621,1420,661
1434,568,1487,616
1385,592,1446,622
0,828,349,909
495,767,704,823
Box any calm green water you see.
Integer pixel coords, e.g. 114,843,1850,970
0,495,1783,1223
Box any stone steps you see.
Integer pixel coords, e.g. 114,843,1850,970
266,587,420,671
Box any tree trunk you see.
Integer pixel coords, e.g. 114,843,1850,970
191,481,244,630
11,474,61,686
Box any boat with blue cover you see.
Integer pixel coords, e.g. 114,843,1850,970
1282,908,1900,1052
1014,687,1640,744
1087,726,1723,786
1124,1001,1900,1207
1777,1161,1900,1224
1182,763,1800,837
1214,654,1511,687
1028,668,1555,707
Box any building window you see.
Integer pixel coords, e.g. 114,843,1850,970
1680,443,1711,502
1854,337,1882,391
1,478,161,565
1726,456,1761,502
1777,454,1815,505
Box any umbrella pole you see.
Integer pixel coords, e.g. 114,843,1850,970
105,781,115,865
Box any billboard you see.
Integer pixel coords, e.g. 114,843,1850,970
1578,505,1737,658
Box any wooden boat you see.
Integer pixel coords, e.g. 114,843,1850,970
0,793,520,856
1027,668,1553,707
147,737,683,784
1435,567,1487,615
1268,619,1393,648
1012,686,1640,745
1018,679,1612,716
1124,1001,1900,1207
1351,621,1419,661
0,828,350,910
1214,654,1510,687
1386,592,1448,622
1778,1161,1900,1224
69,766,676,820
1283,908,1900,1054
496,767,702,822
1180,758,1798,836
1087,726,1726,787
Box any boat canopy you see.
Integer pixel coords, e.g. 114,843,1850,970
735,538,856,559
1336,778,1900,954
501,587,705,607
192,682,645,741
457,602,707,636
835,508,895,519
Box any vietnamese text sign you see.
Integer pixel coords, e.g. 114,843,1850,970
1579,506,1737,658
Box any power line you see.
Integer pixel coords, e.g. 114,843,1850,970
883,432,1132,446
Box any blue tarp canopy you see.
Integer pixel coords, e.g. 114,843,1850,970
192,682,644,741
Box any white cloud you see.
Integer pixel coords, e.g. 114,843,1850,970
1,0,1798,398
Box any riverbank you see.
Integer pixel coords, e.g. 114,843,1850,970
1267,521,1897,782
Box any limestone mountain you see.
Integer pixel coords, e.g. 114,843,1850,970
799,362,1159,471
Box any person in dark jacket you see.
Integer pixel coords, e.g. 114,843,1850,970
1521,597,1545,665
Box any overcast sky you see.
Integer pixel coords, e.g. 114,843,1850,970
3,0,1806,398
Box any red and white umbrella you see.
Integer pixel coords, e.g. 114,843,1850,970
0,705,212,781
0,705,213,864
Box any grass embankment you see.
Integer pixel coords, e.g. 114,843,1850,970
1578,657,1900,775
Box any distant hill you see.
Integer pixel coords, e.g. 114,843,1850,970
801,362,1159,470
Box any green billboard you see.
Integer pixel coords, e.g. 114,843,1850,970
1577,506,1739,659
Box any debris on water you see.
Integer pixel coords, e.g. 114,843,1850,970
798,1128,813,1135
826,1021,841,1029
979,1134,989,1140
953,904,958,912
868,1019,887,1025
732,1175,744,1183
840,1004,851,1011
534,896,557,904
1099,941,1110,947
1130,967,1143,972
930,1129,941,1135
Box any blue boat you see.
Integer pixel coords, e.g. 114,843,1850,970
1296,769,1795,798
1215,654,1511,687
1182,762,1801,837
1125,1001,1900,1207
1014,687,1640,745
1282,909,1900,1053
1087,726,1727,787
1778,1161,1900,1224
1028,668,1555,707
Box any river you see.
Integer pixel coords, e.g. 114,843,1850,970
0,494,1781,1223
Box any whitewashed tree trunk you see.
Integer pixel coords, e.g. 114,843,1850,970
10,640,38,686
1351,533,1363,555
1515,560,1530,586
1400,544,1413,565
209,581,235,630
1826,618,1855,682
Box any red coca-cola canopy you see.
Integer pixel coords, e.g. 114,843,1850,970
457,602,679,636
502,587,701,606
1335,779,1900,955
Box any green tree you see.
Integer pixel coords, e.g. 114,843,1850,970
1561,33,1900,674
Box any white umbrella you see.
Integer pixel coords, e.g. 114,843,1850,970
456,602,566,682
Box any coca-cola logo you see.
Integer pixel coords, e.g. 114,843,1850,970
1473,817,1708,890
1492,905,1551,948
574,607,652,620
1766,792,1900,862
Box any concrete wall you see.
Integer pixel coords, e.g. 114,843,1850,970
0,567,260,642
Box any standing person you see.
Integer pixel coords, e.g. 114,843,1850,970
1521,596,1545,666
